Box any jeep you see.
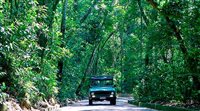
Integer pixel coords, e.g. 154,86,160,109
88,76,116,105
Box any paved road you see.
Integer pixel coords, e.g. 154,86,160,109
58,97,156,111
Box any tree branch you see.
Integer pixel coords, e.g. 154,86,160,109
146,0,188,57
80,0,98,23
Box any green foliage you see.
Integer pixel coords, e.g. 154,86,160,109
0,83,6,92
0,0,61,104
129,100,196,111
12,68,40,102
0,0,199,106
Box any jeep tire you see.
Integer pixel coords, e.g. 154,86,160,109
110,99,116,105
89,99,93,105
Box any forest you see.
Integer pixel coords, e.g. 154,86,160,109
0,0,199,110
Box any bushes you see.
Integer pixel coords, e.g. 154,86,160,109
132,60,198,103
0,0,59,104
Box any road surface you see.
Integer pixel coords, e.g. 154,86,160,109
58,97,156,111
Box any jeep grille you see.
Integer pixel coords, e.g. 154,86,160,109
94,91,111,96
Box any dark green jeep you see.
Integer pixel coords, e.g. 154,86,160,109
88,76,116,105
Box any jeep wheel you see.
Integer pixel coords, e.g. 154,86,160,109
89,99,93,105
110,99,116,105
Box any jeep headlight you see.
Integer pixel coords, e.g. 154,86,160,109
91,92,94,95
90,92,95,98
111,92,114,95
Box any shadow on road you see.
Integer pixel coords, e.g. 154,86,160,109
59,97,156,111
86,104,112,106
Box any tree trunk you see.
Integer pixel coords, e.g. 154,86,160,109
57,0,68,81
75,43,100,96
120,31,124,93
36,0,60,67
61,0,68,38
137,0,151,67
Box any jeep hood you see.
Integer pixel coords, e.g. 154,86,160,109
90,87,115,92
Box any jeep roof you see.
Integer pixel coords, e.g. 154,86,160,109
91,76,113,80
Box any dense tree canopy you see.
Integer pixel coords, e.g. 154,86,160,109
0,0,199,107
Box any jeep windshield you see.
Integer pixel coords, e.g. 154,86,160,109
91,76,114,87
91,79,113,87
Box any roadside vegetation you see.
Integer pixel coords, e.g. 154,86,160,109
0,0,199,110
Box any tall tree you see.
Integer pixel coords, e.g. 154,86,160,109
57,0,68,81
